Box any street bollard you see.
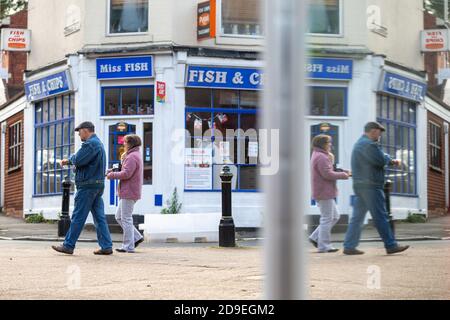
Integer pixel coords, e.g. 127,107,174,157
219,166,236,247
58,176,72,237
383,179,395,235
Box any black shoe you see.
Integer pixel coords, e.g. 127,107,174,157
52,245,73,255
309,239,318,248
318,248,339,253
93,248,113,255
135,238,144,248
343,248,365,255
115,248,127,253
386,245,409,255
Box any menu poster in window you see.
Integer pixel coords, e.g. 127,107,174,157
185,148,213,190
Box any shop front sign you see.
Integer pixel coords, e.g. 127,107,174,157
96,56,154,80
379,71,427,102
25,70,73,102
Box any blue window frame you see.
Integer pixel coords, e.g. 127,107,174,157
101,86,154,116
34,94,75,196
309,87,347,116
185,88,260,192
377,94,417,196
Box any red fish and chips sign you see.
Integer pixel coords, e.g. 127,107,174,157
156,81,166,103
1,28,31,52
421,29,449,52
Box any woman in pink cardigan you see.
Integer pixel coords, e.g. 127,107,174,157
107,134,144,253
309,135,350,253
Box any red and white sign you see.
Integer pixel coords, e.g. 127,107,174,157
421,29,449,52
1,28,31,52
156,81,166,103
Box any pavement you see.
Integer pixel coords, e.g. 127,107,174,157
1,213,449,300
1,213,449,243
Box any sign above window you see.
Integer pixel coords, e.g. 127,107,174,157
186,65,263,90
1,28,31,52
307,58,353,80
25,70,73,102
96,56,154,80
378,71,427,103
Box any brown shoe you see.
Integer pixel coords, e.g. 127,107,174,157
93,248,113,255
52,245,74,255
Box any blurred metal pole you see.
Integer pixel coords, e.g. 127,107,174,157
263,0,307,299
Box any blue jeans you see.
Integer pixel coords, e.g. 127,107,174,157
344,188,397,250
64,187,113,250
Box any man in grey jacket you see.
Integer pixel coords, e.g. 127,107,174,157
343,122,409,255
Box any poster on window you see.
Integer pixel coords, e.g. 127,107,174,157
156,81,166,103
185,148,212,190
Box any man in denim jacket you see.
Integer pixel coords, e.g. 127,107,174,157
52,121,113,255
343,122,409,255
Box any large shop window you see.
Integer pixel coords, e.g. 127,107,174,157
109,0,148,34
8,121,22,171
310,87,347,116
429,122,442,171
34,94,75,196
377,94,417,195
220,0,264,37
307,0,341,35
102,86,154,116
185,88,260,191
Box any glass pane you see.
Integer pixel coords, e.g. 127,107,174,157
36,128,42,150
63,146,71,161
69,95,75,118
239,166,259,190
409,103,416,124
56,170,62,193
63,122,70,145
213,90,238,109
35,173,42,195
49,125,55,147
186,111,212,137
395,99,402,122
35,103,43,124
212,164,238,190
42,127,49,148
388,97,395,120
307,0,340,34
138,87,154,115
104,88,121,115
221,0,263,36
43,101,49,123
213,112,238,138
110,0,148,34
49,98,56,122
327,89,345,116
186,88,211,108
240,91,259,109
122,87,138,115
42,173,49,194
240,113,258,132
56,96,63,120
143,123,153,185
310,88,325,115
56,123,63,146
69,121,74,143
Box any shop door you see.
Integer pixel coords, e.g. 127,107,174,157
308,121,344,206
105,120,154,215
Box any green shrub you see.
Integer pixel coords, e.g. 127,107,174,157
25,214,46,224
161,188,182,214
405,213,426,223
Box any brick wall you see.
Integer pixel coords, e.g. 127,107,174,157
3,111,24,217
427,111,448,216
